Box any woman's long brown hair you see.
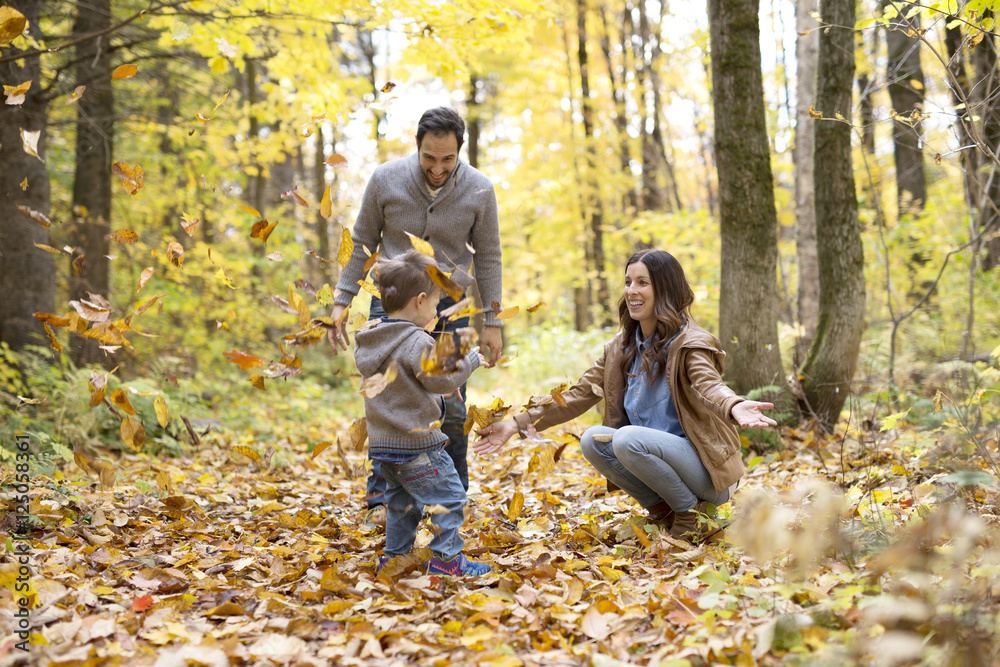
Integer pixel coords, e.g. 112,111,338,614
617,249,694,385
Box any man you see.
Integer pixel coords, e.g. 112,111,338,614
327,106,504,526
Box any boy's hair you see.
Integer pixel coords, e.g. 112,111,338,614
375,249,441,313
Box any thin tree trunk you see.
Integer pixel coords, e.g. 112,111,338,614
636,0,664,212
314,123,331,285
794,0,820,364
800,0,866,430
600,6,638,215
710,0,787,398
974,28,1000,270
467,75,481,169
68,0,114,367
0,0,54,353
578,0,612,327
884,1,927,214
359,30,386,162
646,0,682,212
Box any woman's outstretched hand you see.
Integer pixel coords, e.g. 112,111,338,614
732,400,778,428
472,419,519,455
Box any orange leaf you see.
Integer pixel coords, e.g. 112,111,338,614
111,64,138,80
132,595,154,612
110,229,139,245
110,388,137,415
280,189,309,207
43,322,62,352
311,441,334,460
0,6,27,45
495,305,519,320
428,265,463,301
320,185,332,218
362,251,381,276
223,350,263,370
527,301,546,312
250,220,277,243
120,416,145,452
137,267,154,292
112,162,143,194
167,242,184,267
248,373,266,390
34,312,69,327
325,153,348,169
180,213,199,237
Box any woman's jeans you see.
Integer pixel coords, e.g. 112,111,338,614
580,425,731,512
380,448,466,559
366,295,470,509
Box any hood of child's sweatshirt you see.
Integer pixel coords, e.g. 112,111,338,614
353,318,430,377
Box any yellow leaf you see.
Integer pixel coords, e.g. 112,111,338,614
0,5,27,44
320,185,332,218
111,64,138,80
406,231,435,256
110,388,137,415
19,177,27,190
507,491,524,521
66,85,85,106
154,395,169,427
17,205,50,228
357,280,381,299
325,153,348,169
137,267,154,292
527,302,546,312
240,205,262,218
232,445,260,462
359,360,398,398
880,409,910,432
112,162,143,194
110,229,139,245
120,416,145,452
167,241,184,267
495,305,519,321
211,88,230,113
248,373,266,390
311,441,334,460
337,228,353,268
808,104,823,119
180,213,199,237
43,322,61,352
349,418,368,450
3,79,30,105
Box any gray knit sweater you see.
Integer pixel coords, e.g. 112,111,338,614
334,153,504,326
354,318,480,459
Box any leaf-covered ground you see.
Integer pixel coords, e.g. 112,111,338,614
2,417,999,666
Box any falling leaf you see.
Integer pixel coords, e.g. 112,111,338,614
216,268,235,289
154,395,169,427
507,491,524,521
528,302,546,312
180,213,199,236
111,64,138,80
43,322,62,351
66,85,85,105
110,229,139,245
167,242,184,267
216,37,239,57
349,418,368,450
21,128,40,159
281,188,309,207
337,228,353,268
880,409,910,432
196,113,212,123
306,250,335,264
405,231,435,257
110,389,137,416
232,445,260,462
808,104,823,119
362,251,381,276
266,251,283,261
248,373,266,390
137,267,154,292
0,5,27,44
19,177,27,190
320,185,333,218
17,204,50,228
250,219,277,243
496,305,520,321
112,162,144,194
120,416,145,452
69,299,111,323
367,97,397,112
325,153,348,169
360,360,398,398
357,280,381,298
312,441,334,460
34,312,69,327
240,205,262,218
380,81,397,93
428,265,463,301
3,79,30,105
212,88,230,113
223,350,263,370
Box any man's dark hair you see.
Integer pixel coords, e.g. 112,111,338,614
416,107,465,152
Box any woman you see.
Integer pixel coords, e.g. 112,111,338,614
473,249,776,541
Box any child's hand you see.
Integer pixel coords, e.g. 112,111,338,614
442,389,464,400
470,346,487,367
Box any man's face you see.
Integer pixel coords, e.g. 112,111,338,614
418,132,459,189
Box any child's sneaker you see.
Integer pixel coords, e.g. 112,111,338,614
427,553,492,577
376,554,391,572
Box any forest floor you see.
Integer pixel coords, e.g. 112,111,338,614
2,411,999,666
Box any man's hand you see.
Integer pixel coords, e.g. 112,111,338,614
480,326,503,367
327,304,350,353
472,419,518,455
731,400,778,428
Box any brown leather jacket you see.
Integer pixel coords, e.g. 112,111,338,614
513,318,746,491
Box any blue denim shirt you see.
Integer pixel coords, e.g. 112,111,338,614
623,330,687,440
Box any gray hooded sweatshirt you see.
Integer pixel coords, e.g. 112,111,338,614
354,318,479,461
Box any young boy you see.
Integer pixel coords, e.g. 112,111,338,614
353,249,491,577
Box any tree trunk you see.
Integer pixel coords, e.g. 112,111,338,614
710,0,786,397
577,0,612,327
636,0,664,212
646,0,682,212
68,0,114,368
600,5,638,215
467,75,481,169
563,19,592,331
974,28,1000,270
314,123,332,285
794,0,820,364
0,0,55,353
884,2,927,215
944,22,978,210
799,0,866,430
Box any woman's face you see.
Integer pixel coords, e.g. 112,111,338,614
624,261,656,330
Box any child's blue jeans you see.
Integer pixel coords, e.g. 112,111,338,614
379,447,467,559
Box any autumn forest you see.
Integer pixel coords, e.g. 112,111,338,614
2,0,1000,664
